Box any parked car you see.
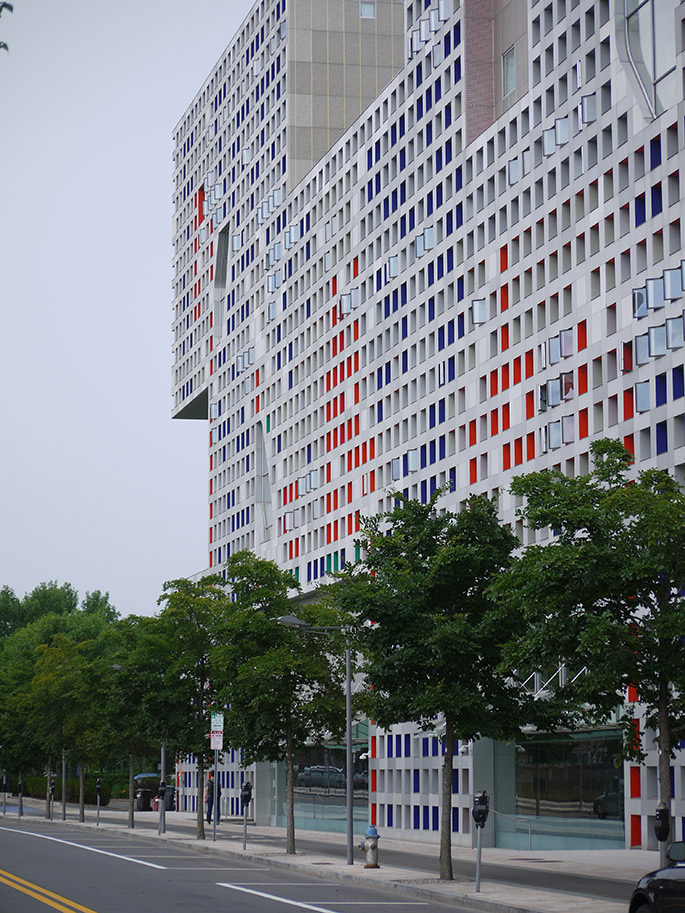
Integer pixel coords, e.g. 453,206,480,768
592,786,623,819
296,766,345,789
134,773,175,811
628,841,685,912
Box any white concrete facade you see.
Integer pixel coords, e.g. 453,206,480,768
171,0,685,850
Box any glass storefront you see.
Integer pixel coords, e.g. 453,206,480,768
271,721,370,833
494,729,625,849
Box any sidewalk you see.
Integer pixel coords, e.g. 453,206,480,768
11,804,648,913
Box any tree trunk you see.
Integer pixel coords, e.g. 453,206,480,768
78,762,85,822
128,750,135,829
285,714,296,855
197,755,205,840
45,753,52,819
657,681,673,849
439,716,454,881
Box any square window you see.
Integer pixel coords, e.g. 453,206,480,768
360,1,375,18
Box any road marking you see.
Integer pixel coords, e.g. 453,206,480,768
217,884,346,912
0,867,99,913
0,826,166,869
164,866,270,870
217,884,426,911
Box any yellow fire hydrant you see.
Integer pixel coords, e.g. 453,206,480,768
359,825,380,868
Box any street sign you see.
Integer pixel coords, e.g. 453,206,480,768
210,730,224,750
211,712,224,731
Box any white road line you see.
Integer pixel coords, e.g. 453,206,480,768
217,884,346,912
217,883,426,911
0,826,166,869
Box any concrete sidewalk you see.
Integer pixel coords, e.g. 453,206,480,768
11,803,650,913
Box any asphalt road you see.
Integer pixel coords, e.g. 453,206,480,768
0,819,461,913
91,807,632,904
3,803,634,906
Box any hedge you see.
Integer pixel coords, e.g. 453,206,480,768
20,776,111,806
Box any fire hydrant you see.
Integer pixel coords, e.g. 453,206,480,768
359,825,380,868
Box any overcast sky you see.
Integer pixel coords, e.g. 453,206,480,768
0,0,254,616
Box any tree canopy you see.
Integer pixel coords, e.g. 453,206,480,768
157,574,231,839
216,550,348,854
330,492,524,879
493,438,685,842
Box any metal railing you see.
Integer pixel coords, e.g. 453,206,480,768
490,807,533,850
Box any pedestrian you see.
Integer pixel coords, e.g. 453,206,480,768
205,771,221,824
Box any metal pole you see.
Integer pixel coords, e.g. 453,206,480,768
96,792,100,826
160,742,166,835
345,638,353,865
2,773,5,816
212,749,218,843
475,825,483,892
17,778,22,818
243,796,248,850
61,749,66,821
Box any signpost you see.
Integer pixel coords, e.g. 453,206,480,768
158,742,167,836
210,712,224,842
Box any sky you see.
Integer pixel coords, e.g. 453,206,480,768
0,0,255,616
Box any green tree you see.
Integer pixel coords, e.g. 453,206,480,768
0,590,118,818
216,550,347,855
22,581,79,623
0,586,23,639
157,575,231,840
494,438,685,843
102,614,169,828
32,630,105,820
0,581,84,641
330,493,522,880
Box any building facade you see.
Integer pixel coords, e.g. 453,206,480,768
172,0,685,849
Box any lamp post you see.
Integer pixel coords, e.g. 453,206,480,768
277,614,354,866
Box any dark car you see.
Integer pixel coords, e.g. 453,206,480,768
593,787,623,819
629,841,685,913
296,766,345,789
134,774,175,811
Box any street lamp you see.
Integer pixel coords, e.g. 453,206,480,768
277,614,354,866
